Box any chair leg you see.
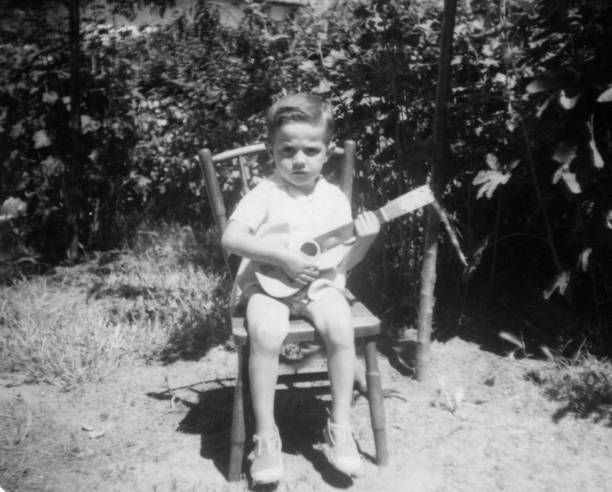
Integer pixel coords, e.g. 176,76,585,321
228,345,249,481
364,337,389,466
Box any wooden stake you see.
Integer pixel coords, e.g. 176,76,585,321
416,0,458,382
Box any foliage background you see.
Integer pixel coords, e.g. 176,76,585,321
1,0,612,356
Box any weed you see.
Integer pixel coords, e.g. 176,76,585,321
527,353,612,424
432,376,465,415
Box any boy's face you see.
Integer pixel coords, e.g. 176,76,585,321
269,121,332,194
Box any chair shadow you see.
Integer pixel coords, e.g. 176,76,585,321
275,388,356,489
147,385,234,478
166,384,360,488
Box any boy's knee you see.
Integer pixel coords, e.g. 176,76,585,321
246,294,290,353
315,308,353,348
248,319,288,353
323,319,354,348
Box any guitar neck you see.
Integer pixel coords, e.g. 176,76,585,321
313,209,387,253
312,185,434,252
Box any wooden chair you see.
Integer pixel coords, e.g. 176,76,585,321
198,141,388,482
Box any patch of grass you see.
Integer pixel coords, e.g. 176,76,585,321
0,223,231,388
527,353,612,425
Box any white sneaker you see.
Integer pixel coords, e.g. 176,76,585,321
322,419,364,477
248,431,284,484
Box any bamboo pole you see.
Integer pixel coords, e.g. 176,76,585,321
416,0,458,382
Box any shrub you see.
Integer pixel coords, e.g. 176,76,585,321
528,353,612,425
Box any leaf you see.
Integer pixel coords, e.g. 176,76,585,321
540,345,555,361
559,90,579,109
551,144,580,192
587,118,604,169
0,197,27,219
41,156,64,177
88,429,106,439
562,172,581,193
312,79,332,94
481,58,498,68
596,86,612,103
298,60,316,72
33,130,51,148
322,49,347,68
578,247,592,272
473,170,511,199
527,69,578,94
137,176,151,188
81,115,101,133
536,94,555,118
526,79,549,93
499,331,524,350
493,73,506,85
552,167,581,193
339,89,355,105
462,235,489,282
485,153,499,170
543,270,571,299
42,91,58,104
9,121,24,139
552,142,577,166
506,117,518,132
481,44,494,57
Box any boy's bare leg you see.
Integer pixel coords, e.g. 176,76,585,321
303,288,363,476
246,293,290,435
303,288,354,425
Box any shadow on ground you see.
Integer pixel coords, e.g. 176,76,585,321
164,384,362,488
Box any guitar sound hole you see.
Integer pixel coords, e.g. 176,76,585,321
300,241,319,256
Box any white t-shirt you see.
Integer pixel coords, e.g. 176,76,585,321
228,171,353,309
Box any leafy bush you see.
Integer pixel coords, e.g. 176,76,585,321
459,0,612,355
1,0,612,354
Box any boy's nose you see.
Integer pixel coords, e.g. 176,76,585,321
292,151,307,168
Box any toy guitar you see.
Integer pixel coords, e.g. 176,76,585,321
253,185,435,298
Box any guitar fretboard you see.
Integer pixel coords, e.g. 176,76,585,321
311,209,388,253
310,186,434,253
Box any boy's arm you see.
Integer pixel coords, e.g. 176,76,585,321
222,220,320,285
343,211,380,272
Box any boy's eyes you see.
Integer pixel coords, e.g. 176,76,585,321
279,146,323,157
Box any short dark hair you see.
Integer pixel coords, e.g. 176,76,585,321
267,93,334,143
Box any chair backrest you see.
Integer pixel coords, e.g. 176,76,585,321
198,140,356,236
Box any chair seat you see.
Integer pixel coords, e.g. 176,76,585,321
232,296,381,345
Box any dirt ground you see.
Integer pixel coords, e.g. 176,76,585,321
1,334,611,492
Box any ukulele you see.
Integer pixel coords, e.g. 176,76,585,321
253,185,435,298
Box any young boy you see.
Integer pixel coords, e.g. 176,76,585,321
222,93,380,484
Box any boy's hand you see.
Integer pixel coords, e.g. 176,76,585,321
280,250,320,285
354,211,380,238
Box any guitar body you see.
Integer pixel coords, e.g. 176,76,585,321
253,243,348,298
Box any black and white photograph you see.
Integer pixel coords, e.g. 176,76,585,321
1,1,611,490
